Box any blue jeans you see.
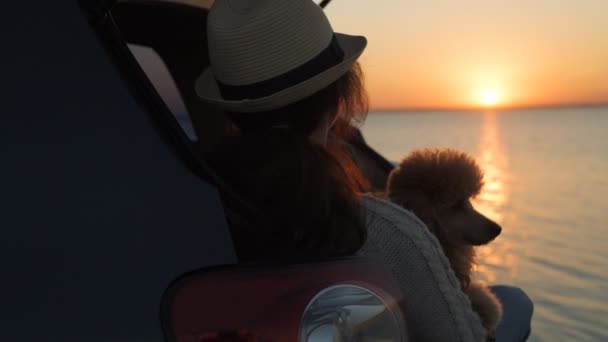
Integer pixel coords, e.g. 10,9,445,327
490,285,534,342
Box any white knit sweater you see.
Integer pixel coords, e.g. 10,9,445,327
359,195,486,342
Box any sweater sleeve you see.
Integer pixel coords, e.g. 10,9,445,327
359,195,486,342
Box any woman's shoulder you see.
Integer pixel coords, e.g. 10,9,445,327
360,194,452,278
360,194,438,245
361,194,427,227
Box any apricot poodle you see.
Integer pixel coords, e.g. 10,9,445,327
387,148,503,338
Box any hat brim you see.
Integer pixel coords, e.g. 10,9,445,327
195,33,367,113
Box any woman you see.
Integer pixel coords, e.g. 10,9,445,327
197,0,532,341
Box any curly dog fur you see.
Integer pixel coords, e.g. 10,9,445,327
387,148,503,338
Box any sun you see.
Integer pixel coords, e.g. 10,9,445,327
480,89,499,107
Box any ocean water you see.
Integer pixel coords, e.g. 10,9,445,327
362,107,608,341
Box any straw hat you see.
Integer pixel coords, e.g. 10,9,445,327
195,0,367,113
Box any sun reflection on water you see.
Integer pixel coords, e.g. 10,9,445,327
473,112,518,283
473,112,507,223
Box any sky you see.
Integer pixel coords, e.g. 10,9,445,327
136,0,608,111
322,0,608,110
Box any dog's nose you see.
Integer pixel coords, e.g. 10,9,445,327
488,222,502,237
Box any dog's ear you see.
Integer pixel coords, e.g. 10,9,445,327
387,165,441,233
388,190,441,235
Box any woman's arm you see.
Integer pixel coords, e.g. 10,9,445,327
360,195,486,342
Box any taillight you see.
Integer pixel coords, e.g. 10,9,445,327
300,284,403,341
161,258,408,342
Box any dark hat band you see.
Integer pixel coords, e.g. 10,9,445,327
216,35,345,101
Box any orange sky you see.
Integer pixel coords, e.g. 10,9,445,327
323,0,608,110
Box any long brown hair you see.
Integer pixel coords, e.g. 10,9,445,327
212,62,370,261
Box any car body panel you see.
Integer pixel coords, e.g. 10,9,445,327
0,1,236,341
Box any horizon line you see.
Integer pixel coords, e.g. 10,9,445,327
371,101,608,113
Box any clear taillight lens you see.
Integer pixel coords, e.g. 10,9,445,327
300,284,403,342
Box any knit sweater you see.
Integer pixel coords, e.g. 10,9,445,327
359,195,486,342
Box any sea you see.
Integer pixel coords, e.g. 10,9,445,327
362,107,608,341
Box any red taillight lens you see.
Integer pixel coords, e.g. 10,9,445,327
161,258,407,342
181,330,258,342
